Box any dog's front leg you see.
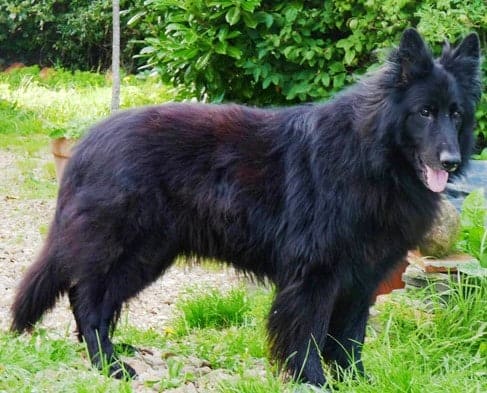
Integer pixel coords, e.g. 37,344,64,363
268,273,339,386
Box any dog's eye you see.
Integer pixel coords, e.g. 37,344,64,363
420,107,432,117
451,110,462,120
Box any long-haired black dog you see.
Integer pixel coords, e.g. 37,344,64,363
11,29,481,385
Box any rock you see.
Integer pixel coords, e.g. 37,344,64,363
164,382,198,393
402,264,451,293
421,254,478,273
419,197,460,257
445,161,487,211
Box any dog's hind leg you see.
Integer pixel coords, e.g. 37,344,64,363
68,277,135,379
70,241,177,379
68,286,84,342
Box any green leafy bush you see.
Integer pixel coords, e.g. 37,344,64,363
0,0,145,71
136,0,398,104
136,0,487,147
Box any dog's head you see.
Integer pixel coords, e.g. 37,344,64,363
390,28,481,193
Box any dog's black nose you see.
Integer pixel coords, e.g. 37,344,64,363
440,151,461,172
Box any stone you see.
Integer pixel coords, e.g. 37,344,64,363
445,160,487,211
164,382,198,393
401,264,451,290
419,197,460,257
422,254,478,273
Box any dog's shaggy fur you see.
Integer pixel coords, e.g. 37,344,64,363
11,29,481,385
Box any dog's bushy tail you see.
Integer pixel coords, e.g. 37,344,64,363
11,233,66,332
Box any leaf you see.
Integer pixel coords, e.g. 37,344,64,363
285,82,309,100
217,26,229,42
165,23,185,32
284,7,298,23
336,38,353,50
240,0,260,13
321,73,330,87
215,42,228,55
461,189,486,229
195,52,211,70
226,31,242,39
333,72,346,89
255,11,273,28
329,62,345,74
242,12,258,28
139,46,156,55
127,12,145,27
344,49,355,65
173,47,199,59
457,259,487,276
225,7,241,26
472,148,487,160
226,45,243,59
262,76,272,89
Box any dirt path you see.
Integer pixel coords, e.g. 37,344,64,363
0,148,250,392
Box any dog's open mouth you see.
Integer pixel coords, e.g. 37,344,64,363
424,165,449,193
414,154,449,193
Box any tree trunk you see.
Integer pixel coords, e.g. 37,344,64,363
111,0,120,112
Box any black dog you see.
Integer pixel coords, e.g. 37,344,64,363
11,29,481,385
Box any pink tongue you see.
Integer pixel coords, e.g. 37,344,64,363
425,165,449,192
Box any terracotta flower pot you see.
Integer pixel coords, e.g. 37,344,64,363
374,259,409,299
51,137,76,182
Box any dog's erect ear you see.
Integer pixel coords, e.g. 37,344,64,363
440,32,482,104
440,32,481,68
394,28,434,85
453,32,480,60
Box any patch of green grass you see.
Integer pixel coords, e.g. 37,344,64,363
159,357,194,390
0,330,131,393
1,280,486,392
15,155,58,199
332,279,487,393
114,325,168,350
0,66,109,90
177,324,268,372
165,288,271,373
0,66,176,140
0,132,50,152
0,99,45,135
0,133,57,199
173,287,253,334
218,374,287,393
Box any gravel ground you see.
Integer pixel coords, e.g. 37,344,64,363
0,148,256,392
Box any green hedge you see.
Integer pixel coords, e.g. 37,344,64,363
0,0,145,71
136,0,486,147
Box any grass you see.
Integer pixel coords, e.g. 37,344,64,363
0,66,176,199
0,66,175,139
172,286,253,334
0,133,57,199
352,280,487,393
1,67,486,392
2,281,486,392
0,330,132,392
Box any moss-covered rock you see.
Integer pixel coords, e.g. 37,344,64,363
419,197,460,258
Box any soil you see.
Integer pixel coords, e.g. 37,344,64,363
0,148,257,392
